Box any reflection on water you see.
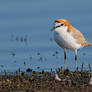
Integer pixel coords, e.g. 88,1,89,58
0,0,92,72
10,34,28,44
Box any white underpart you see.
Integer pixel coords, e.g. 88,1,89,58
54,26,82,50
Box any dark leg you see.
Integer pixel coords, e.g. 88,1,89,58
75,50,78,69
64,49,66,69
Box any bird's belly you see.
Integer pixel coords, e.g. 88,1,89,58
54,32,82,50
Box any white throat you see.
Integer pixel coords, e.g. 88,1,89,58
54,26,68,34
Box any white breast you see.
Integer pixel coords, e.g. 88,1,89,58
54,29,82,50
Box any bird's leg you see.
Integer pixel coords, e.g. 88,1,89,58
75,50,78,69
64,48,66,69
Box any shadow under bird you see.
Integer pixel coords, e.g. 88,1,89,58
51,19,92,69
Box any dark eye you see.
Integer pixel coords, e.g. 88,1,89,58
61,24,64,26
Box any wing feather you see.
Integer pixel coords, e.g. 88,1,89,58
70,27,88,46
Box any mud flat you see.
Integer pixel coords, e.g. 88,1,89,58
0,69,92,92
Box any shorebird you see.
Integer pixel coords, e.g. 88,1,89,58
51,19,92,69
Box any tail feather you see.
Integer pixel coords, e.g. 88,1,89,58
84,42,92,46
88,43,92,46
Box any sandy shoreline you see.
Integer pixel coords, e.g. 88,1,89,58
0,69,92,92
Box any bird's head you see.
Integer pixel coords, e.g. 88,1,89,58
51,19,72,32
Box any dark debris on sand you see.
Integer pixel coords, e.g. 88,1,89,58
0,69,92,92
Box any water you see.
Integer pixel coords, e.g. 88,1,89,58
0,0,92,72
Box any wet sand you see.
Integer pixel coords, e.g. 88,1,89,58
0,69,92,92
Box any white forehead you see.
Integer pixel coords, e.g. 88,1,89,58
55,22,64,27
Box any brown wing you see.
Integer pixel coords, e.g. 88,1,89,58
70,27,88,46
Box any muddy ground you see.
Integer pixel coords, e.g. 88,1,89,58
0,69,92,92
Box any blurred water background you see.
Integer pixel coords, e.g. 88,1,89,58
0,0,92,73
